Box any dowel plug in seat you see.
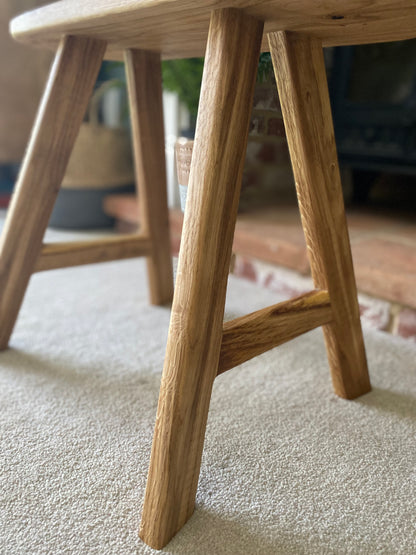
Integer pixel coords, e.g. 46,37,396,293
6,0,413,549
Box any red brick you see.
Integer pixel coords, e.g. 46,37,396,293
358,297,390,331
245,142,262,164
396,308,416,341
274,141,291,165
252,85,281,112
249,115,265,136
241,168,260,191
103,193,139,224
233,212,310,275
233,256,258,282
256,143,278,163
248,141,290,166
352,238,416,308
267,117,286,138
114,220,138,234
262,272,307,299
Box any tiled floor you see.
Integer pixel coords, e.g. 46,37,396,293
104,191,416,342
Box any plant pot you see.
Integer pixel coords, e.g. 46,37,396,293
50,81,135,229
49,185,135,229
175,138,193,212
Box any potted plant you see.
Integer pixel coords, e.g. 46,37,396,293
50,62,135,229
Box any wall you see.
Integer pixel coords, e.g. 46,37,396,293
0,1,52,163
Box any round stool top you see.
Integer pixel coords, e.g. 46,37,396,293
11,0,416,60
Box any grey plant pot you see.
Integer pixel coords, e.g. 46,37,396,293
49,184,135,229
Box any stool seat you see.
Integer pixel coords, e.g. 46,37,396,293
10,0,416,60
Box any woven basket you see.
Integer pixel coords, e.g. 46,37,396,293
62,80,134,189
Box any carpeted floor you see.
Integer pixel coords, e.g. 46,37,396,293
0,248,415,554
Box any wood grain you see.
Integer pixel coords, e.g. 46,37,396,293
140,8,263,550
268,31,371,399
35,235,152,272
218,290,332,375
125,49,173,306
0,35,106,349
10,0,416,60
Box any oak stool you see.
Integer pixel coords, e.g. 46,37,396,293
4,0,414,549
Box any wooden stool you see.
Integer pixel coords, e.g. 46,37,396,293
5,0,415,549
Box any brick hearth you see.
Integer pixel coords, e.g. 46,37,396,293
103,194,416,343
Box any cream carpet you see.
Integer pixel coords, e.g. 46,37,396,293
0,249,415,554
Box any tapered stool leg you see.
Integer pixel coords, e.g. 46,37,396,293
140,8,263,550
0,36,106,349
125,49,173,305
268,32,371,399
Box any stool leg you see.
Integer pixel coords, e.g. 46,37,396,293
125,49,173,305
140,9,263,549
0,36,106,349
268,32,371,399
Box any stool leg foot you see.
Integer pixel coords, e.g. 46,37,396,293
125,49,173,305
139,9,263,550
0,36,106,349
268,31,371,400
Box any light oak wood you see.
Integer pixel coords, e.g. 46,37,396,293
35,235,152,272
125,49,173,305
0,35,106,349
140,9,263,549
268,31,371,399
3,2,380,550
10,0,416,60
218,290,332,375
